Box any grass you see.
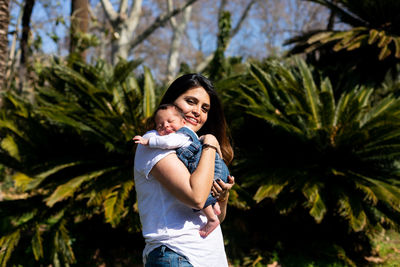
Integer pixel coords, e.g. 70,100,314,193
369,229,400,267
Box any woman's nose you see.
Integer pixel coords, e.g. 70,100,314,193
192,106,200,116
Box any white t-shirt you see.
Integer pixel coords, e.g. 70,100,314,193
134,130,228,267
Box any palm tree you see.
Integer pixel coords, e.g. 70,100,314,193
0,58,158,265
285,0,400,92
229,57,400,265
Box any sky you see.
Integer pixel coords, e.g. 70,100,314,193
8,0,331,69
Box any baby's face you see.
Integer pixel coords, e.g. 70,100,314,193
155,108,186,136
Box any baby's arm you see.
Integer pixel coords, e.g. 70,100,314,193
133,135,149,145
133,133,189,149
148,133,189,149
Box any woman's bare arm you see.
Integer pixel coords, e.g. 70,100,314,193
150,134,219,210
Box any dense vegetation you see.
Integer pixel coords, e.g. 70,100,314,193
1,0,400,266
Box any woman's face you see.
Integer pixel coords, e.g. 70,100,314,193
173,87,210,133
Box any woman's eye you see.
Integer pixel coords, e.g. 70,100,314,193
202,107,209,113
186,99,194,104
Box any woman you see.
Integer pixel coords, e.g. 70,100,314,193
134,73,235,267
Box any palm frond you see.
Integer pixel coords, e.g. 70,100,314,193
0,230,21,267
45,167,118,207
232,57,400,239
142,66,156,118
302,183,327,223
31,224,44,261
104,180,134,227
337,195,367,232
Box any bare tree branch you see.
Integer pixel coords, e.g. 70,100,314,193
231,0,259,38
119,0,128,15
168,0,177,28
130,0,199,50
127,0,142,32
100,0,118,23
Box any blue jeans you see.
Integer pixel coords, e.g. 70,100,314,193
145,245,193,267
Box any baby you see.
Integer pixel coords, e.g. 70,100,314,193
133,104,230,237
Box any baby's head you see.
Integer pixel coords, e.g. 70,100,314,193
154,104,186,136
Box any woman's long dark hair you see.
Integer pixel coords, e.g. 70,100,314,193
159,73,233,164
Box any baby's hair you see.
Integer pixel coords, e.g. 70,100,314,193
144,104,185,133
154,104,185,121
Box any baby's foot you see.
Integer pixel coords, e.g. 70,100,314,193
213,202,221,215
199,217,220,238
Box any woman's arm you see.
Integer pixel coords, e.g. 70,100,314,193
150,134,219,210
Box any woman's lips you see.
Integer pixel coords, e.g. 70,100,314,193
185,117,198,125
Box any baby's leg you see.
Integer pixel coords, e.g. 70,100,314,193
199,205,220,238
213,201,221,216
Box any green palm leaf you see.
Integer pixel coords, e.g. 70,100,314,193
0,58,153,265
31,224,44,261
0,230,21,267
303,183,327,223
53,220,75,264
104,180,134,227
45,167,118,207
0,135,20,161
232,57,400,237
338,195,367,232
296,57,321,129
142,66,156,118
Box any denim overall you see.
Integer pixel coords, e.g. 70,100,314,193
176,127,230,208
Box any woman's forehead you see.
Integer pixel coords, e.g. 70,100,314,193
181,87,210,102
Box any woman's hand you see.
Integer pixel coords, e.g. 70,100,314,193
211,175,235,202
200,134,222,158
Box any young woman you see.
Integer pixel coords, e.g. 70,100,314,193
134,73,235,267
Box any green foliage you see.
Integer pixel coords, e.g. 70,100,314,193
286,0,400,91
207,11,232,81
0,58,158,265
371,230,400,266
227,57,400,264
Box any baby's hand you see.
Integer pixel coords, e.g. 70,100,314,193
133,135,149,145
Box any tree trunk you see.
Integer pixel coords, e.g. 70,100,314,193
166,0,193,82
327,0,338,30
196,0,259,73
0,0,10,99
18,0,35,96
70,0,89,60
101,0,143,64
101,0,198,65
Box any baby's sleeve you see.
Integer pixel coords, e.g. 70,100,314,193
148,132,190,149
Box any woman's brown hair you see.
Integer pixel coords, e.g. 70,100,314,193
158,73,233,164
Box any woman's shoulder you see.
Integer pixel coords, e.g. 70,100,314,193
134,133,177,178
143,129,158,138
